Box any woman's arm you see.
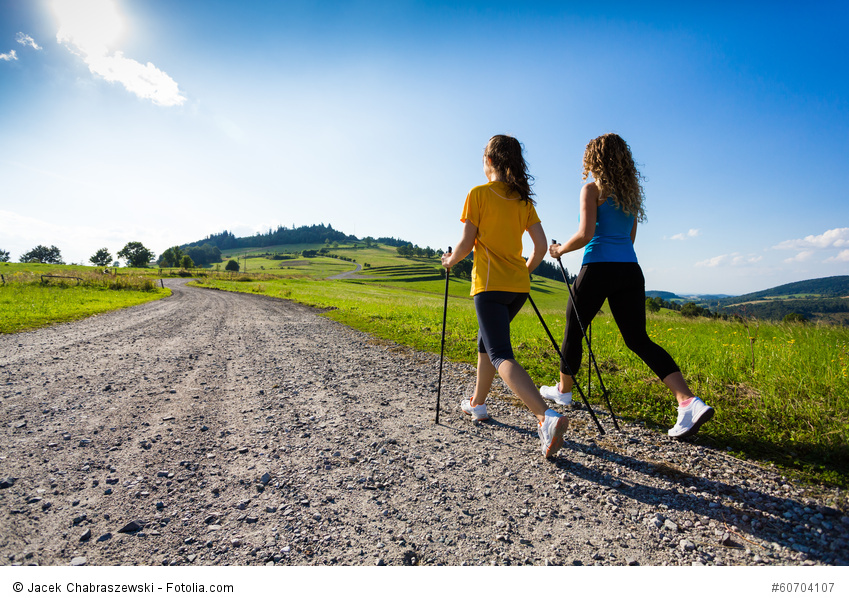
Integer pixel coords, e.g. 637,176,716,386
442,219,477,268
549,182,599,259
630,219,638,244
526,221,547,273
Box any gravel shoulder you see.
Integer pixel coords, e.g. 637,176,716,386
0,279,847,566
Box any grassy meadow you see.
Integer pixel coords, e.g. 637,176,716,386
196,243,849,488
0,263,168,333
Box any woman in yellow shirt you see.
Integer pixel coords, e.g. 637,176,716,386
442,135,568,459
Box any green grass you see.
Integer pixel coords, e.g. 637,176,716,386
196,244,849,489
0,265,169,333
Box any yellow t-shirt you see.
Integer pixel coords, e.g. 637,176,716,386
461,181,541,296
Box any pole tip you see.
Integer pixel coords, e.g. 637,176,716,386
448,246,452,253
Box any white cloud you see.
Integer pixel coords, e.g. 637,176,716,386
53,0,186,107
84,51,186,107
669,228,700,241
16,32,42,50
696,252,762,268
825,250,849,263
784,251,815,263
696,253,731,268
736,254,762,265
0,49,17,61
774,227,849,250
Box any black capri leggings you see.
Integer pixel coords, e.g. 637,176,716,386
561,263,679,381
474,290,529,370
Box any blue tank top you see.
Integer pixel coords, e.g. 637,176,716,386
582,197,638,264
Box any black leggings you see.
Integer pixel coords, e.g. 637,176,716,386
561,263,679,381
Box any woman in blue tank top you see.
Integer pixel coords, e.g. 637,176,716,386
540,133,713,440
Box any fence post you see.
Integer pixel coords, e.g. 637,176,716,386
1,274,4,285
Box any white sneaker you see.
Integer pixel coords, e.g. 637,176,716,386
668,397,714,439
538,409,568,458
539,383,573,407
460,397,490,422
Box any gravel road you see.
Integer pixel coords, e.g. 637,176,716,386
1,279,847,566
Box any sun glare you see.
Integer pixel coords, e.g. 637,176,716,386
53,0,125,55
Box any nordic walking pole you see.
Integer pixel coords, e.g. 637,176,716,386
435,246,452,424
552,240,620,430
587,322,592,399
527,294,605,435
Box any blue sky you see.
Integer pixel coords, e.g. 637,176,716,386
1,0,847,295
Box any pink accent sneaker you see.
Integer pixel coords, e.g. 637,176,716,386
668,397,714,439
538,409,568,458
460,397,490,422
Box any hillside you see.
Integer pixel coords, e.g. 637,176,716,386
645,290,679,301
646,277,849,325
183,224,359,251
717,276,849,306
706,276,849,324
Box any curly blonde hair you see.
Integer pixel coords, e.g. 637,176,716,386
582,133,646,222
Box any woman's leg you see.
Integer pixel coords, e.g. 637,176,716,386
607,264,691,400
662,371,695,404
559,264,608,393
499,360,549,422
472,351,496,406
475,292,552,422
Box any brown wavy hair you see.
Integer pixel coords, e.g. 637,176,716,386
485,134,535,204
582,133,645,222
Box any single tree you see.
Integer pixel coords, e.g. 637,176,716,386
20,244,63,264
160,245,182,268
117,241,154,268
180,255,195,269
680,302,703,318
0,249,10,262
645,297,661,313
90,248,113,267
225,259,239,271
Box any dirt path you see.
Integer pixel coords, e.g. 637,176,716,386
327,263,364,280
0,280,846,566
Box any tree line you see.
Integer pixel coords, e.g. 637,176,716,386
645,296,733,320
532,259,572,283
184,224,355,250
1,243,156,268
157,244,223,268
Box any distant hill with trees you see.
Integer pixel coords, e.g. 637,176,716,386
644,277,849,325
183,224,356,251
713,276,849,306
704,276,849,325
532,259,571,283
645,290,679,301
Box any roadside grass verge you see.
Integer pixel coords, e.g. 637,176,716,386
0,267,168,334
196,266,849,489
